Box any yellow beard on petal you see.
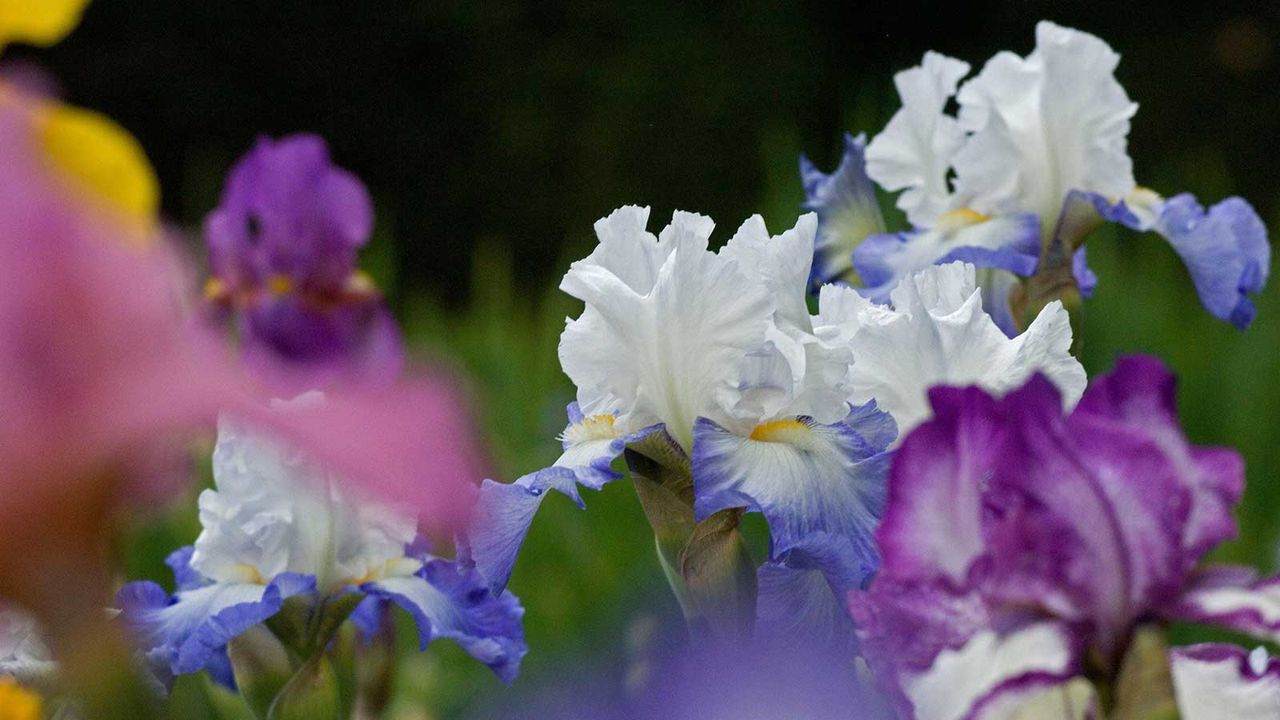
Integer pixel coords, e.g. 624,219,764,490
560,414,618,445
0,0,91,50
34,102,160,241
0,678,42,720
935,207,991,232
748,418,812,444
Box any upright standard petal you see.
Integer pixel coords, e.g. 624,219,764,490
800,133,888,286
952,22,1136,222
362,559,526,684
845,263,1085,435
559,210,775,450
1073,355,1243,560
192,411,420,594
203,133,401,388
874,385,1006,586
1171,644,1280,720
865,51,971,226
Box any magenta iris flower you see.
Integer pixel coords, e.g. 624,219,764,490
850,356,1280,718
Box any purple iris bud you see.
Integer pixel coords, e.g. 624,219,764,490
203,134,402,388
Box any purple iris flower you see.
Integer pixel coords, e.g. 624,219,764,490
850,356,1280,718
204,134,403,389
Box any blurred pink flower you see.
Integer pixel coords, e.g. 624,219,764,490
0,97,485,610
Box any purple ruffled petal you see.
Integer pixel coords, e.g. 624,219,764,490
1073,356,1243,560
863,355,1245,702
116,572,316,688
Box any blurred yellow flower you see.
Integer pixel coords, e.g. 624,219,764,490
0,678,41,720
35,102,160,232
0,0,90,50
0,0,158,236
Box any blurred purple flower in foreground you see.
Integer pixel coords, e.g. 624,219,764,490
851,356,1280,718
499,639,888,720
204,134,403,390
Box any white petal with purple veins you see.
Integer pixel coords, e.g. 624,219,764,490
901,623,1079,720
1171,644,1280,719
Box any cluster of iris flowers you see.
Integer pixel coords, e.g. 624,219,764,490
0,4,1275,719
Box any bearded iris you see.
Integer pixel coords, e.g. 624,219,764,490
466,206,1083,646
851,356,1280,719
804,22,1269,333
118,401,526,692
204,134,403,390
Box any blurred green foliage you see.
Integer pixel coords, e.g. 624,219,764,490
62,2,1280,717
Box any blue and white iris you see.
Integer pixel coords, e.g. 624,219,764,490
466,206,1084,646
117,400,526,688
804,22,1269,331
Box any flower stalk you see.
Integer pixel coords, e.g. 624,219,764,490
624,434,757,641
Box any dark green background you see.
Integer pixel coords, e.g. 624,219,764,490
23,2,1280,716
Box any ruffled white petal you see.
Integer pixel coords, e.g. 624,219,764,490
561,210,861,450
846,262,1085,435
952,21,1137,222
865,52,971,226
192,408,419,594
721,213,817,330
